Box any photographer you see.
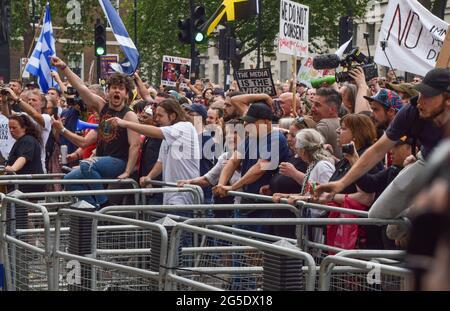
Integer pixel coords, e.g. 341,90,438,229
1,87,52,172
60,85,82,155
51,56,141,209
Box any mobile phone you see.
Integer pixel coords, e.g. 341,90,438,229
53,107,59,119
342,143,355,154
273,99,283,119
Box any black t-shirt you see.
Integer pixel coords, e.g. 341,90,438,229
139,136,163,179
269,152,307,194
7,135,43,175
329,146,384,194
385,97,443,159
96,103,131,161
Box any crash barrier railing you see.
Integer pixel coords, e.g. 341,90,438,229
0,179,141,207
226,191,399,258
6,187,203,206
53,208,169,291
165,222,317,291
0,194,54,291
0,173,65,180
144,179,205,206
319,250,412,291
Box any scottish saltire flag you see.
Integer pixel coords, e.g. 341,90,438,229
98,0,140,75
25,3,58,93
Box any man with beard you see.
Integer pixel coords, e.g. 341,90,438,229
366,89,403,130
316,68,450,219
50,56,141,209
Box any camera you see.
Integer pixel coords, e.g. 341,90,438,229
312,48,378,83
65,86,86,111
341,143,355,155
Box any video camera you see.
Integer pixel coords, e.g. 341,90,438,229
312,48,378,83
65,86,86,111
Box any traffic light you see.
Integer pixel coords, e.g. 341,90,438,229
193,6,206,44
178,18,191,44
94,21,106,57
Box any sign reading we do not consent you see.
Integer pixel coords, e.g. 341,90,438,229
278,0,309,57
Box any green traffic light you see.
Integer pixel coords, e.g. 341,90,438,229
96,46,105,56
194,32,205,43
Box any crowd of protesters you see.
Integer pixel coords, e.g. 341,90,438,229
1,56,449,290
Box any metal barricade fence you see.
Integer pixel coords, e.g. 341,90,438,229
0,194,54,291
53,209,169,291
319,250,412,291
165,222,317,291
144,179,205,206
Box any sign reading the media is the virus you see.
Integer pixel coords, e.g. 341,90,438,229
234,68,276,96
278,0,309,57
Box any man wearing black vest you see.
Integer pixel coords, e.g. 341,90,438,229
51,56,141,208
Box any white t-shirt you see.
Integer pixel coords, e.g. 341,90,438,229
158,121,200,205
308,160,335,217
0,113,15,161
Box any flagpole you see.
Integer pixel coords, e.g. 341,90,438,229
21,6,46,79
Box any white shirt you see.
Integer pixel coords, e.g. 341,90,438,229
158,121,200,205
308,160,335,217
25,113,51,173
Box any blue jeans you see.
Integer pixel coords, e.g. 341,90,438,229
64,156,127,207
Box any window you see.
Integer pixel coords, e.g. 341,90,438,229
263,61,271,69
367,23,375,46
68,53,84,81
352,24,358,47
199,64,205,79
213,64,219,84
280,61,288,82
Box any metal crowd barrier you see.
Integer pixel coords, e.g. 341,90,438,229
165,222,317,291
53,208,169,291
319,250,412,291
0,194,54,291
144,179,205,205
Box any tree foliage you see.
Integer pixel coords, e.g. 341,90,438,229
122,0,371,84
10,0,99,59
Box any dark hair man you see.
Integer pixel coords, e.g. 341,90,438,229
316,68,450,220
51,56,141,209
364,89,403,129
213,102,290,233
311,87,343,158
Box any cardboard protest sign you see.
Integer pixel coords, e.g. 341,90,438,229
374,0,449,76
161,55,191,87
278,0,309,57
100,55,119,79
234,68,276,96
436,26,450,69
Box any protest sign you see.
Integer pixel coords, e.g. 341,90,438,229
278,0,309,57
436,26,450,69
374,0,449,76
297,56,334,88
161,55,191,87
234,68,276,96
100,55,118,79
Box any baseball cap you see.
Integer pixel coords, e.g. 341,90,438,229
386,82,419,98
186,103,207,119
364,89,403,111
413,68,450,97
242,102,274,123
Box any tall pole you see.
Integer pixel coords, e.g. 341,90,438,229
224,23,231,91
256,0,262,69
189,0,196,81
134,0,138,48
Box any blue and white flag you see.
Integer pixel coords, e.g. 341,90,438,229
25,3,58,93
98,0,139,75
